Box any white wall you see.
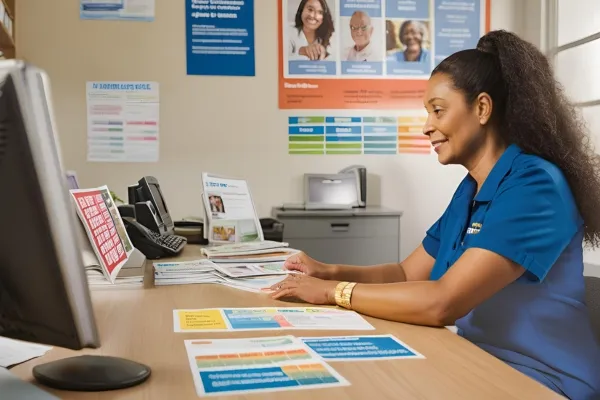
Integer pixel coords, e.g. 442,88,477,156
17,0,527,262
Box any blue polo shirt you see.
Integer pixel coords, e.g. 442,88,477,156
422,144,600,399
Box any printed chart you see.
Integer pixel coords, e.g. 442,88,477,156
288,115,429,155
86,81,159,162
184,336,349,396
173,307,375,332
301,335,425,361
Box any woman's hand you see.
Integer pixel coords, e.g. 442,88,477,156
284,252,335,280
299,43,326,60
268,274,339,305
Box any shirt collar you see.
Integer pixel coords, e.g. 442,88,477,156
472,143,523,202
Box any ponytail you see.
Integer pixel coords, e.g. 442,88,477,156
432,30,600,248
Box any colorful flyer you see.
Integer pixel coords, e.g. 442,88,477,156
69,186,133,283
173,307,376,332
184,336,349,396
300,335,425,361
279,0,490,109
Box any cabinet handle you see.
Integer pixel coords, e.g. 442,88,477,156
330,223,350,232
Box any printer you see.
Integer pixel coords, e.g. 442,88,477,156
282,165,367,211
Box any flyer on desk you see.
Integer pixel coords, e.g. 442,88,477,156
173,307,375,333
300,335,425,361
184,336,349,396
69,186,135,283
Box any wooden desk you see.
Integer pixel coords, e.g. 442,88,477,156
12,247,563,399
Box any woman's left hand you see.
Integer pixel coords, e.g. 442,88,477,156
267,274,339,305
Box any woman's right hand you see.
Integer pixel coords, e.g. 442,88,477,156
284,252,334,280
299,43,326,60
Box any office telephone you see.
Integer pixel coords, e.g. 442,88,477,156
123,217,187,259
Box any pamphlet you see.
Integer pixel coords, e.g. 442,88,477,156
201,173,263,244
173,307,376,333
300,335,425,361
184,336,349,396
213,261,289,278
69,185,134,283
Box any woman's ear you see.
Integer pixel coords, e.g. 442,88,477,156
476,92,493,125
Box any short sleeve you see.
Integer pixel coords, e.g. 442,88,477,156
466,167,581,282
422,208,449,259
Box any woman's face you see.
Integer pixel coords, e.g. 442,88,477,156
402,22,423,51
301,0,324,32
422,73,485,166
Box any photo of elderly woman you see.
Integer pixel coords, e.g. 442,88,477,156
386,19,432,76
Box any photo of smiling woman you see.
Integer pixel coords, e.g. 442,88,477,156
386,19,431,76
288,0,335,62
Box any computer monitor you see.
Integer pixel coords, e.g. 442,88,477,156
0,60,149,391
128,176,174,235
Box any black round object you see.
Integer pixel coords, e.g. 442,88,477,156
32,355,151,392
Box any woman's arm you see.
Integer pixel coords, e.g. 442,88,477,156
331,244,436,283
341,248,524,326
271,247,525,327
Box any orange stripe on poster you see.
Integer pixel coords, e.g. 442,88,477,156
278,0,491,110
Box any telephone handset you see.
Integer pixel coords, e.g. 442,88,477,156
123,217,187,259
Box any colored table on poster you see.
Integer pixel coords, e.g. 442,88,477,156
173,307,375,332
279,0,490,109
186,0,255,76
184,336,349,396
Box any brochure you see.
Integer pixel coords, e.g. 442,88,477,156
184,336,349,397
201,173,264,244
300,335,425,361
69,185,134,283
173,307,376,333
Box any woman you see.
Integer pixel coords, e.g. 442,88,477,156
288,0,335,61
390,20,430,63
270,30,600,399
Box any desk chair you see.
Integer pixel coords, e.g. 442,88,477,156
584,276,600,343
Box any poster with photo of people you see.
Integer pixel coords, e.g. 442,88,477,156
279,0,489,109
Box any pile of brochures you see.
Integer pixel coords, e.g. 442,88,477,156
154,241,299,292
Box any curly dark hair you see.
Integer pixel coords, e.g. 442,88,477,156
294,0,335,48
432,30,600,248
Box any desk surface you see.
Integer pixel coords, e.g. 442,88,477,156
12,246,562,400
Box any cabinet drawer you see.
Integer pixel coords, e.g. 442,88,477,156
281,217,399,239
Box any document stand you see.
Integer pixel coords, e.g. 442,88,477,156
32,355,151,391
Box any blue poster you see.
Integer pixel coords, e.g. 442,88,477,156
301,335,425,361
186,0,255,76
434,0,481,65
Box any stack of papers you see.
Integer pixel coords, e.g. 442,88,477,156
154,259,291,293
201,240,299,263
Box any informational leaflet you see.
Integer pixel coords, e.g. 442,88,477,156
201,173,263,244
185,0,255,76
300,335,425,361
184,336,349,396
173,307,375,332
86,81,159,162
214,261,289,278
279,0,489,109
69,186,134,283
80,0,154,21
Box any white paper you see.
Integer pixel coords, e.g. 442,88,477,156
80,0,155,21
201,173,263,244
184,336,349,397
173,307,376,333
0,337,52,368
86,81,159,162
213,261,289,278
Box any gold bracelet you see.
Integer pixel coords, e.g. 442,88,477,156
336,282,357,309
334,281,349,306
